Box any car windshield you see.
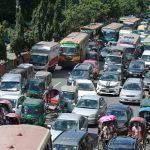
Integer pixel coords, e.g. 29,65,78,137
22,106,40,115
78,83,95,91
106,56,121,64
53,145,77,150
76,99,98,109
101,47,110,52
0,99,16,108
129,63,144,70
106,110,127,121
61,47,79,55
145,71,150,78
31,55,47,65
71,69,88,78
100,73,118,81
104,32,116,39
0,82,20,91
61,92,74,101
142,55,150,61
125,48,135,54
107,65,121,72
28,82,42,92
53,119,78,130
144,45,150,50
123,83,141,90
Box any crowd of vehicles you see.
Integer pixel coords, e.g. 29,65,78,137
2,14,150,149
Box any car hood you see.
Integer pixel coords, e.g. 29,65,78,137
99,80,119,86
72,107,98,116
120,89,141,96
51,129,63,142
128,68,143,73
144,78,150,83
78,90,96,97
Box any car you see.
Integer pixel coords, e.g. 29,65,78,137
143,70,150,89
104,54,123,70
72,95,107,125
99,47,111,61
53,130,93,150
105,104,133,134
76,79,97,98
126,59,145,79
141,50,150,71
106,136,141,150
49,113,88,141
119,78,144,103
96,71,122,95
83,59,100,79
67,63,93,85
0,95,25,113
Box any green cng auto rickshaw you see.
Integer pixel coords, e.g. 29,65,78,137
21,98,45,126
60,85,78,113
27,78,45,99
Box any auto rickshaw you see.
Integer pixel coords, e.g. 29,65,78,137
27,78,45,99
128,117,147,149
98,115,117,150
60,85,78,113
5,113,20,125
140,98,150,108
21,98,45,126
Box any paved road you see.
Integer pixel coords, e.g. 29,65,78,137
51,64,150,149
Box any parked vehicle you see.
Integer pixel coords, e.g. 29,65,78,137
60,85,78,113
105,104,133,135
143,71,150,89
0,73,23,96
97,71,122,96
53,130,93,150
67,63,93,85
59,32,89,67
76,79,97,98
21,97,45,126
101,22,123,42
120,78,144,103
49,113,88,141
72,95,107,125
35,71,52,90
142,50,150,71
83,59,100,79
30,41,60,72
126,59,145,79
27,78,45,99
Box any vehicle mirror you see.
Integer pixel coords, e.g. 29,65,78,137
46,124,52,129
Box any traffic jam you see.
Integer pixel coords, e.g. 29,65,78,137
1,15,150,150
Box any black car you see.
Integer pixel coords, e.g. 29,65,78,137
126,59,145,79
67,63,93,85
105,104,133,135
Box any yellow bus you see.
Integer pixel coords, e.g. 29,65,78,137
80,22,103,40
0,124,52,150
59,32,89,67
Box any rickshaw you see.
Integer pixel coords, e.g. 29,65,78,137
98,115,117,150
44,89,60,115
5,113,20,125
128,117,147,149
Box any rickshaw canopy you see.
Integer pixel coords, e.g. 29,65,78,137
130,117,145,123
98,115,116,123
5,113,20,121
139,107,150,113
0,100,12,110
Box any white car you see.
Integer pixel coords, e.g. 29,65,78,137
76,79,97,98
119,78,144,103
97,71,121,95
142,50,150,70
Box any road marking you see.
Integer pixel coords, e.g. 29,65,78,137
54,82,61,87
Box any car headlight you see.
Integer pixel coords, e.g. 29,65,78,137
129,71,133,74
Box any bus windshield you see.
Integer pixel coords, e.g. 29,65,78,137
61,47,79,56
31,55,47,65
123,23,134,29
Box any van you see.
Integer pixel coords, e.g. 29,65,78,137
0,73,23,96
141,50,150,71
53,130,93,150
67,63,93,85
35,71,52,90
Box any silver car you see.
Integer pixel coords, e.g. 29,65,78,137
143,71,150,89
50,113,88,141
119,78,144,103
72,95,107,125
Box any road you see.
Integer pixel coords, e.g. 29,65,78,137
51,64,150,150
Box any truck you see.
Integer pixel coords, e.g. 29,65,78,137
30,41,60,72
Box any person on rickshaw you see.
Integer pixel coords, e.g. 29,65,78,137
130,122,142,142
109,120,117,137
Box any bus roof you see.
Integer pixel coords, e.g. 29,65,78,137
124,17,140,23
0,125,51,150
80,23,103,30
60,32,88,44
102,22,123,30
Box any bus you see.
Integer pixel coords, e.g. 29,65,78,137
59,32,89,67
119,17,140,37
80,22,103,40
0,124,52,150
101,22,123,42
